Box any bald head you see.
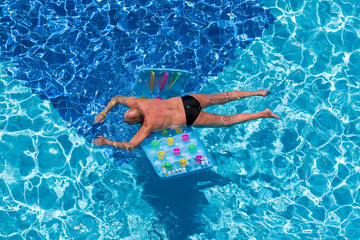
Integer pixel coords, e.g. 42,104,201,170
124,107,144,125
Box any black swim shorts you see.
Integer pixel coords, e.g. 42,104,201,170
181,95,202,126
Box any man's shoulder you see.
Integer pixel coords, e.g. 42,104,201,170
125,96,139,107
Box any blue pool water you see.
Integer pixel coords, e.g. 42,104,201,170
1,0,360,239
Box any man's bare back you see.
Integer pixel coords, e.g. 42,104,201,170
133,97,186,131
93,90,280,151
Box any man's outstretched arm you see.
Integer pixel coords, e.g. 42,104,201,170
94,96,133,123
93,125,152,151
93,137,135,151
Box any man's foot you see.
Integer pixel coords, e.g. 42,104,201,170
263,108,280,119
260,89,271,97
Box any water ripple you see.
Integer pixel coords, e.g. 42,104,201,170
195,0,360,238
0,1,273,158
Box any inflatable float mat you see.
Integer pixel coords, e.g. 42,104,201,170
142,127,215,179
132,68,192,99
132,68,215,179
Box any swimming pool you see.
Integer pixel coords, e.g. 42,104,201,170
1,0,359,239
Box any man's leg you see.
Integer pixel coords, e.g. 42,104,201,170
190,90,269,109
192,108,280,127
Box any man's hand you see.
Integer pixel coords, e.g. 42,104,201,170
94,113,106,123
93,136,108,146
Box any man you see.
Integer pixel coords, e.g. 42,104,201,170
93,90,280,151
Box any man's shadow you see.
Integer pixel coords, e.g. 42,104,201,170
132,151,231,239
93,119,233,238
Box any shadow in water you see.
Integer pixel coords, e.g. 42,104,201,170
133,154,231,239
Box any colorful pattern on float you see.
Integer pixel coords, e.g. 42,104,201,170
132,68,192,99
132,68,215,179
142,127,215,179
